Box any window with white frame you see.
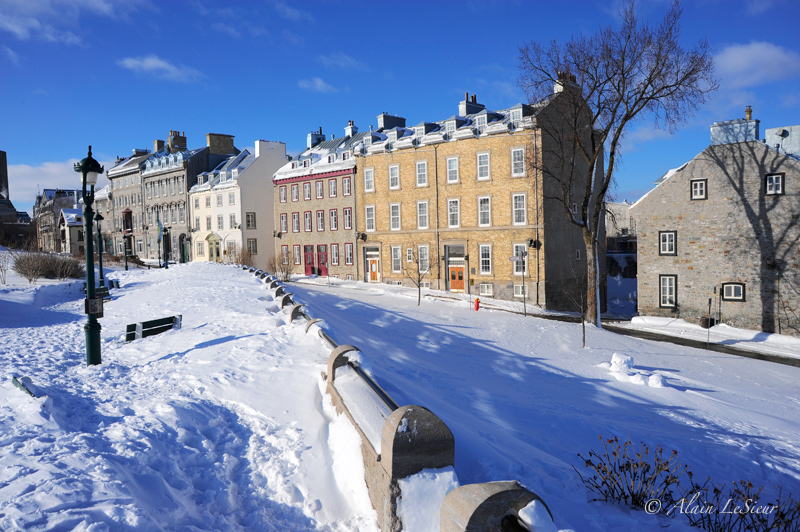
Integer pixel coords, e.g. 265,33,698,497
343,208,352,229
445,121,456,134
391,246,402,272
331,244,339,265
292,212,299,232
194,197,200,209
281,245,289,264
345,243,353,265
246,212,256,229
178,177,183,193
479,283,493,296
513,243,527,275
316,181,324,199
205,195,211,207
416,161,427,186
247,238,257,255
417,201,428,229
511,148,525,176
316,210,325,231
329,179,337,197
389,165,400,189
304,182,311,200
291,184,298,201
448,199,460,228
216,194,223,207
510,109,522,125
390,204,401,230
691,179,707,200
217,215,224,230
418,245,430,272
229,192,235,205
659,231,677,255
364,168,374,192
475,115,487,132
479,244,492,274
179,204,185,224
477,152,490,180
514,285,528,298
342,151,351,161
330,209,338,230
766,173,784,195
343,177,351,196
195,217,200,231
327,154,335,163
293,245,301,265
446,157,459,183
304,211,312,232
722,282,745,301
197,242,205,256
660,275,677,308
478,196,491,227
365,205,375,231
513,194,526,225
230,213,236,229
280,213,287,233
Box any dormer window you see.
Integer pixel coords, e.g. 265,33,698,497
510,109,522,124
415,127,425,138
232,169,238,179
446,121,456,134
364,136,372,147
292,161,298,169
303,160,310,168
328,154,336,163
388,131,398,142
475,115,487,132
342,151,351,161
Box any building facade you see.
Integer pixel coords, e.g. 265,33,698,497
33,189,82,253
105,149,150,258
631,108,800,335
58,208,85,255
189,139,286,270
272,122,363,279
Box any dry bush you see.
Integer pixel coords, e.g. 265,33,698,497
12,252,47,283
0,251,11,284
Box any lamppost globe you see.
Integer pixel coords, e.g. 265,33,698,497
74,146,103,187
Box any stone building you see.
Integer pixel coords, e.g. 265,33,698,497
272,122,364,279
105,149,151,258
189,140,286,270
58,208,85,255
352,92,601,309
33,189,82,252
140,131,238,263
631,108,800,335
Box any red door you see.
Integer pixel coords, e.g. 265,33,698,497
317,245,328,276
304,245,315,275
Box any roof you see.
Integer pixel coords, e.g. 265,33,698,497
60,208,84,227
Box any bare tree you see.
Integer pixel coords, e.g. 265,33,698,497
518,0,717,326
268,251,295,282
0,251,11,285
403,244,431,306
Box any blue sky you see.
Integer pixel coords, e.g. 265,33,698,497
2,0,800,216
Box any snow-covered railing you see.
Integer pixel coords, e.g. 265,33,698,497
247,267,555,532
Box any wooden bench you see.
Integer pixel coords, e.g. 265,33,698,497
125,315,182,342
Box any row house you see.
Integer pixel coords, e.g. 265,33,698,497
140,131,238,263
104,148,151,257
33,189,82,253
353,92,599,308
189,140,285,270
272,122,363,279
57,208,85,255
631,108,800,335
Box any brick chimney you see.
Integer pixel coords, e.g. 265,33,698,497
206,133,236,155
344,120,358,138
167,130,187,153
154,139,165,153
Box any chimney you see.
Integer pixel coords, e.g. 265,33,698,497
344,120,358,138
154,139,165,152
167,130,187,153
458,93,485,116
206,133,235,155
745,106,753,120
307,128,325,149
376,113,406,131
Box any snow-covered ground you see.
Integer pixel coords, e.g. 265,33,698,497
2,256,800,531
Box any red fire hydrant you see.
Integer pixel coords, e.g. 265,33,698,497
474,298,480,311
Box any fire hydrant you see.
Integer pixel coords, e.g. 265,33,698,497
474,298,480,311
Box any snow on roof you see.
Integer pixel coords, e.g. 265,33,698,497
60,208,83,226
630,161,690,210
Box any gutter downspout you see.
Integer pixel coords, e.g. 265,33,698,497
534,130,541,306
434,145,441,290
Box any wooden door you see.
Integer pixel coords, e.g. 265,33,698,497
368,258,379,282
449,266,464,291
317,245,328,276
304,245,315,275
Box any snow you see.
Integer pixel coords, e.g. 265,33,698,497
2,258,800,531
332,364,393,451
518,499,557,532
396,467,459,532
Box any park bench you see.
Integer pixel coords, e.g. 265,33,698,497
125,315,182,342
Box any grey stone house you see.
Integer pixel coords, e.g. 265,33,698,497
105,149,151,258
33,189,82,253
631,108,800,335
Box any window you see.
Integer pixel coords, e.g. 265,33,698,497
477,152,490,180
510,109,522,125
364,168,374,192
205,196,211,207
479,283,493,296
342,151,351,161
316,181,324,199
280,213,287,233
343,177,351,196
365,206,375,231
206,216,212,230
389,165,400,189
330,209,338,230
216,194,223,207
513,194,526,225
659,275,677,308
178,177,184,194
299,182,309,200
170,179,175,195
331,244,339,265
480,244,492,274
246,212,256,229
316,210,325,231
691,179,707,200
146,183,152,199
391,246,402,273
447,157,459,183
343,208,352,230
229,193,235,205
292,212,299,232
766,173,784,195
247,239,258,255
171,205,177,224
416,161,427,186
513,243,527,275
448,199,460,228
293,245,301,265
417,201,428,229
478,197,491,227
659,231,677,256
514,285,528,298
197,242,205,256
390,204,401,230
418,245,430,272
511,148,525,176
576,250,581,260
228,213,235,229
195,217,200,231
291,184,299,201
281,245,289,264
475,115,487,132
327,154,336,164
217,215,224,230
193,197,199,209
722,283,746,301
345,243,354,265
179,204,185,224
304,211,312,232
154,184,160,198
445,121,456,134
329,179,337,197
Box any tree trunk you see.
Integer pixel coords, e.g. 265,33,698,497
584,230,600,327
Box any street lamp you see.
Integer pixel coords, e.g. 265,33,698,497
94,212,105,288
74,145,104,366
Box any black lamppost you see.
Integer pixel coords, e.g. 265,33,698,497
74,146,104,366
163,227,170,269
94,212,105,288
123,234,129,271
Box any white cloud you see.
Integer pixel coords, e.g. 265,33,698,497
621,124,673,151
317,52,368,71
211,22,241,39
3,46,20,64
715,41,800,89
298,77,337,93
272,1,314,23
117,55,202,83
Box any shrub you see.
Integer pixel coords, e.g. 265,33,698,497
12,252,84,283
12,252,47,283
